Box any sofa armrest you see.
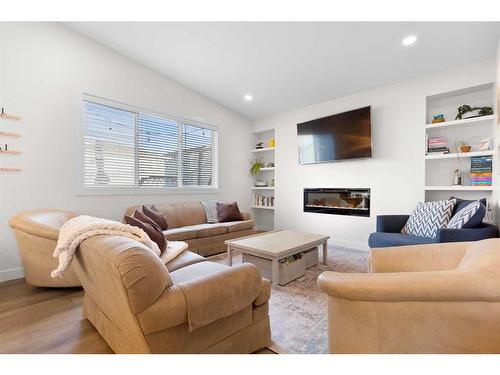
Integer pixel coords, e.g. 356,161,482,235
317,270,497,302
178,263,261,331
369,242,470,273
436,224,499,243
241,211,252,221
376,215,409,233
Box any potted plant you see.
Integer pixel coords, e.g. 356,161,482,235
459,141,471,153
249,158,264,176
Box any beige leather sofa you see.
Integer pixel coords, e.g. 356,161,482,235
73,234,272,353
318,239,500,353
9,209,81,287
125,202,257,257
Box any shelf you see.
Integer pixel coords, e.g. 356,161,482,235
425,186,494,191
425,115,494,130
252,187,275,190
252,206,274,210
251,147,275,153
0,167,22,172
0,113,21,121
425,150,494,160
259,167,275,171
0,131,21,138
0,150,21,155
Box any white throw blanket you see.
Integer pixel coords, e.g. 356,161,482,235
51,215,162,278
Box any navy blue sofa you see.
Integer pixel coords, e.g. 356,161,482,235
368,214,499,248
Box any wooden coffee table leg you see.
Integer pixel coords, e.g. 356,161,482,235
227,245,233,266
322,241,328,265
272,258,279,286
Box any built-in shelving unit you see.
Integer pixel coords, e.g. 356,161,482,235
0,107,22,173
251,129,275,230
424,82,496,209
425,150,494,160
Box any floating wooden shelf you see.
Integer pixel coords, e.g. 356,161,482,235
425,150,494,160
0,167,22,172
0,131,21,138
0,113,21,121
425,115,494,130
0,150,21,155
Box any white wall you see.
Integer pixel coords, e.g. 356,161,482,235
253,60,497,250
0,23,252,281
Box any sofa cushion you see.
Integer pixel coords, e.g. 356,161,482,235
170,261,229,285
163,227,198,241
447,201,486,229
133,210,161,230
401,199,456,238
219,220,255,233
193,223,227,237
165,250,206,272
368,232,436,248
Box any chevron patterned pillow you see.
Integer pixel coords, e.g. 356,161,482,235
446,201,484,229
401,199,456,238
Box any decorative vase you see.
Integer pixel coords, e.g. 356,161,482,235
460,145,471,153
268,138,275,148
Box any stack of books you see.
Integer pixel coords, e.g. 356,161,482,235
254,194,274,207
470,156,492,186
427,136,449,154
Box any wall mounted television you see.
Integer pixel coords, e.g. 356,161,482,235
297,106,372,164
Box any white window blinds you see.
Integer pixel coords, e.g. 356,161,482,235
83,98,217,190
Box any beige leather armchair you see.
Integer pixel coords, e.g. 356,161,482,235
9,209,80,287
73,235,272,353
318,239,500,353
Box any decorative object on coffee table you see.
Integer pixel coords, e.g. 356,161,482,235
455,104,493,120
225,229,329,287
432,114,445,123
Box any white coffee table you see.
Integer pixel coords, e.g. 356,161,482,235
225,230,330,286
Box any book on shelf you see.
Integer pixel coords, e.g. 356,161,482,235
469,156,492,186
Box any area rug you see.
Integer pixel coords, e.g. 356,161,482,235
210,246,368,354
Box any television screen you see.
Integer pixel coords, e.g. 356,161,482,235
297,106,372,164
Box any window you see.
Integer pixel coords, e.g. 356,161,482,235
83,97,217,191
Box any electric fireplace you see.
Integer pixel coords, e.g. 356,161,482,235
303,188,370,217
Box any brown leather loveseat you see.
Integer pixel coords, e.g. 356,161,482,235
73,234,272,353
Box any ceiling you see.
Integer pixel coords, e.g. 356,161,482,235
66,22,500,120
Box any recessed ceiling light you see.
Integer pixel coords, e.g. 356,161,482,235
244,94,253,102
402,35,417,46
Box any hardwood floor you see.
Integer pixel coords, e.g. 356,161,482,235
0,278,275,354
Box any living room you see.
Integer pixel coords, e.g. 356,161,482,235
2,1,500,372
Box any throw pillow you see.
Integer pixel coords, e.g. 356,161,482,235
134,210,161,231
143,205,168,230
201,200,220,223
446,201,486,229
450,196,487,228
401,199,456,238
124,215,166,254
216,201,243,222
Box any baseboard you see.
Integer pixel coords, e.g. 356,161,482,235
332,239,369,251
0,267,24,283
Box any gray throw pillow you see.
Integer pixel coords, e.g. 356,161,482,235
201,200,220,223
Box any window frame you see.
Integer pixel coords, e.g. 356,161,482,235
76,94,220,196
